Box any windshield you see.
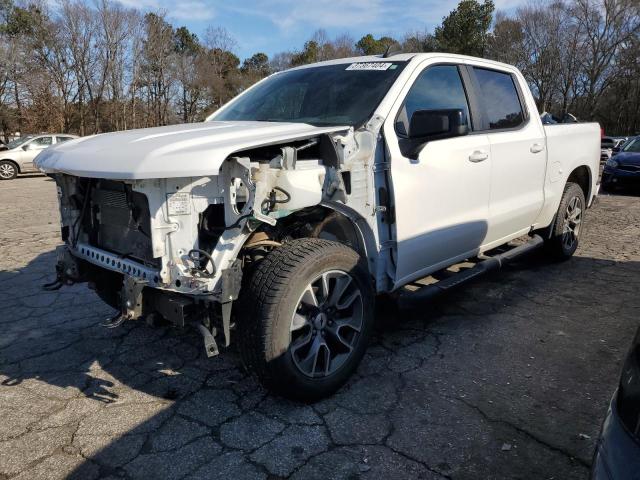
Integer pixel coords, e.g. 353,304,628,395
213,62,407,127
6,135,34,149
622,138,640,153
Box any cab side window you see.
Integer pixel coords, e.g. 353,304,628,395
472,68,524,130
396,65,470,136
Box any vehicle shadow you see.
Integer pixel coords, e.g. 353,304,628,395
12,173,50,180
1,248,638,479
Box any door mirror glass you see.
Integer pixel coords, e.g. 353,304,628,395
22,143,32,151
409,108,468,140
403,108,469,158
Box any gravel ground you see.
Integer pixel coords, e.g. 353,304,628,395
1,175,638,480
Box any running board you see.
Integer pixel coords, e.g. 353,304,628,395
398,235,544,310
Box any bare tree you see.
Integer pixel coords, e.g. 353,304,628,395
574,0,640,118
269,51,294,72
402,29,437,53
139,12,176,126
515,2,565,112
60,0,95,135
96,0,137,131
29,5,76,132
173,26,204,123
487,12,526,68
202,26,239,110
556,4,584,117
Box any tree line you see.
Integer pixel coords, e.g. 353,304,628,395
0,0,638,141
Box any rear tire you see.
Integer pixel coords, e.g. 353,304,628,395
545,182,585,260
237,238,374,401
0,160,17,180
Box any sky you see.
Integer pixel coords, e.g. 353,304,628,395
115,0,529,61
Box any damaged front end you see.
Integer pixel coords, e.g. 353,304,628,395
46,126,387,356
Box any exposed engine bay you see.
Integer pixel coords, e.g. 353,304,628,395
47,123,394,355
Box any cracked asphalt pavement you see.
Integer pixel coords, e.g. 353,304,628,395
1,176,639,479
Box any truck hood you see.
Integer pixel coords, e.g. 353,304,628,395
35,121,349,179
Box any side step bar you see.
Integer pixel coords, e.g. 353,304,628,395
398,235,544,310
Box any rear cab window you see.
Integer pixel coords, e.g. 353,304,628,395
472,67,525,130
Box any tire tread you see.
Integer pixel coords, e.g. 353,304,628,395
237,238,367,398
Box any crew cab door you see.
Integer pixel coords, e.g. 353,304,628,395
468,67,547,244
384,64,492,287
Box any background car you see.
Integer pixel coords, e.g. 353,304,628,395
601,137,616,164
591,324,640,480
602,136,640,191
601,137,630,165
612,136,635,155
0,133,78,180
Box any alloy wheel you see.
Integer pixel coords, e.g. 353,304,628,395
289,270,364,378
561,195,582,250
0,163,16,179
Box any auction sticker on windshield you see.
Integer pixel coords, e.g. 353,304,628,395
346,62,394,71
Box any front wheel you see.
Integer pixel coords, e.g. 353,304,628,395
0,161,17,180
237,238,374,401
545,182,586,259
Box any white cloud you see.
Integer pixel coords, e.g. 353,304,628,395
170,1,215,21
227,0,385,31
225,0,461,38
115,0,215,22
493,0,529,12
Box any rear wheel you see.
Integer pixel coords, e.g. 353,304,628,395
545,182,585,259
0,161,17,180
237,238,374,401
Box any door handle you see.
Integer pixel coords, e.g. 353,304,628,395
469,150,489,162
530,143,544,153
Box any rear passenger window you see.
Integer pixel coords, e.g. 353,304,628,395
473,68,524,130
396,65,470,136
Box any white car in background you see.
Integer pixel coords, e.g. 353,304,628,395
0,134,78,180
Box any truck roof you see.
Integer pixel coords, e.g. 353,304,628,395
287,52,519,73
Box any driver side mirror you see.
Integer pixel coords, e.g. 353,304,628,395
22,144,31,151
405,108,469,157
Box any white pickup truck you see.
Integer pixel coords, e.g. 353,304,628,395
37,53,600,400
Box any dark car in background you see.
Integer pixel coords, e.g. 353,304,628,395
601,137,628,164
592,325,640,479
602,136,640,191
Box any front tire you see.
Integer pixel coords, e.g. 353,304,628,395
237,238,374,401
545,182,585,259
0,160,17,180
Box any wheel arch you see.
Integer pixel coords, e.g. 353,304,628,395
244,203,378,275
566,165,592,204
